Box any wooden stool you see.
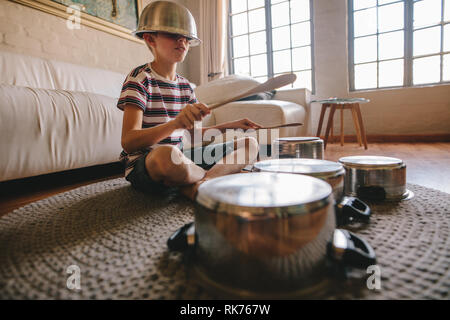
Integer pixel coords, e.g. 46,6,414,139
314,99,369,150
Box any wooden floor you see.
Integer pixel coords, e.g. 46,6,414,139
0,142,449,216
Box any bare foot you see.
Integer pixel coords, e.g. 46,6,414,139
179,179,206,201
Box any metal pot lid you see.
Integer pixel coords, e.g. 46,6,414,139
196,172,332,216
276,137,320,143
339,155,404,168
253,159,343,177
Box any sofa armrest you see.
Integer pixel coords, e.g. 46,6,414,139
273,88,312,107
273,88,313,135
207,100,306,145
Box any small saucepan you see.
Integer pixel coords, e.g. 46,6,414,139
168,173,376,296
339,156,414,202
273,137,324,159
252,158,371,226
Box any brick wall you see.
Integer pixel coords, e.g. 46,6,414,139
0,0,151,75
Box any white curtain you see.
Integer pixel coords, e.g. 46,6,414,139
198,0,228,84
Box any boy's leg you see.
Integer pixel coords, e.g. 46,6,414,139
180,136,259,200
144,145,207,186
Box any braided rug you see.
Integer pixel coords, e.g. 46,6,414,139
0,178,448,299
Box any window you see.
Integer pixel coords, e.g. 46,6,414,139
349,0,450,90
228,0,315,91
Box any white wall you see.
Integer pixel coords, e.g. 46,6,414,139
312,0,450,136
0,0,152,75
183,0,450,136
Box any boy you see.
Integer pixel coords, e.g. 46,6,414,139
118,1,261,200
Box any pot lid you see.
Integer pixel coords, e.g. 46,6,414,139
196,172,332,216
339,156,403,168
276,137,320,143
253,159,343,177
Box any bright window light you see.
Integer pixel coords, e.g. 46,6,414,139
229,0,314,91
350,0,448,90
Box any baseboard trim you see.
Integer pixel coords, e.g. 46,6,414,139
322,134,450,143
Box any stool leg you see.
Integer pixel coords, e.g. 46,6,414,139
340,105,344,146
324,104,337,149
355,103,368,150
330,120,334,142
316,103,327,137
351,105,363,146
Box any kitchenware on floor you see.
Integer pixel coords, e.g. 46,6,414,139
168,172,376,297
273,137,324,159
339,155,414,201
208,73,297,110
252,158,371,226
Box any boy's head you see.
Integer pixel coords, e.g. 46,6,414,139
142,31,191,63
134,1,201,48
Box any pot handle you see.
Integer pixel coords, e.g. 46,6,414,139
167,222,195,252
327,229,377,269
337,196,371,226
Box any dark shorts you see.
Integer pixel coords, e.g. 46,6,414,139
125,141,235,195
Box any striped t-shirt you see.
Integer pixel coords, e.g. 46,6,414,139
117,63,197,177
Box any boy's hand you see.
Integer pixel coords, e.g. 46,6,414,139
174,103,210,129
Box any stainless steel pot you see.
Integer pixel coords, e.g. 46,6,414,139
339,156,414,201
252,159,371,226
273,137,324,159
168,173,376,296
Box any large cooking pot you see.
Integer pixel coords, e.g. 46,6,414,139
252,159,371,226
339,156,414,201
273,137,324,159
168,173,376,296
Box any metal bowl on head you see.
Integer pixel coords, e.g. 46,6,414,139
134,0,201,46
339,155,414,201
273,137,324,159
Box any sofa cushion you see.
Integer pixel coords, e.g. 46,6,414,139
0,50,126,99
0,50,55,90
0,84,123,181
48,59,126,99
194,74,261,105
237,90,276,101
211,100,306,145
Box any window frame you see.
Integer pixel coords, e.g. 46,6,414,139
228,0,316,93
348,0,450,91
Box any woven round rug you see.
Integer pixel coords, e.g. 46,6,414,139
0,178,448,299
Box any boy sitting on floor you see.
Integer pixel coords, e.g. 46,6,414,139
117,1,261,200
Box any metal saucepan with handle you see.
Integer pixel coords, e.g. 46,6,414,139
273,137,325,159
168,173,376,296
252,159,371,226
339,156,414,202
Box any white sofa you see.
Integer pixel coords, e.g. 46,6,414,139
0,50,310,182
186,75,310,148
0,51,127,182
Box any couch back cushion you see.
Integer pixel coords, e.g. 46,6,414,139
0,50,126,99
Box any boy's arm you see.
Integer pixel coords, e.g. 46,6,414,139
121,104,179,154
121,103,211,154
